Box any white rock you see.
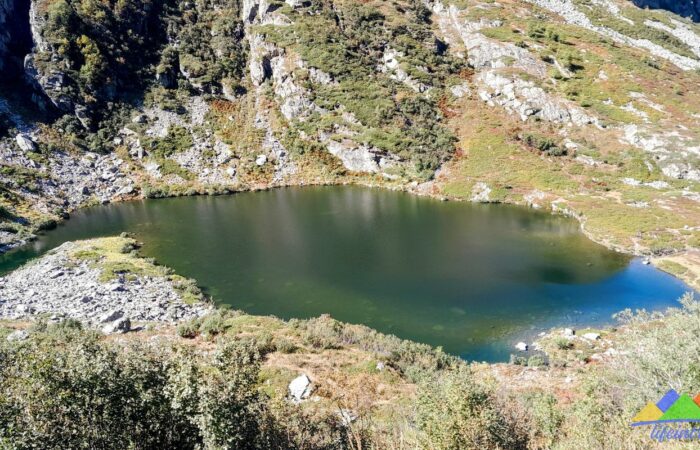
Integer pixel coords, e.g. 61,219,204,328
15,133,36,152
564,328,575,337
471,182,491,203
15,304,34,315
583,332,600,341
6,329,29,342
255,154,267,166
515,342,528,352
338,409,358,425
288,374,312,402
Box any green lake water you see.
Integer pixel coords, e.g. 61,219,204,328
0,186,692,361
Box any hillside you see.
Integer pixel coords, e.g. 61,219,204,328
0,0,699,287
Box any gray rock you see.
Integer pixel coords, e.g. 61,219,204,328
102,317,131,334
99,309,124,323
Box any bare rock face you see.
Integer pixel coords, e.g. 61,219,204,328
0,0,13,71
326,140,398,175
25,2,60,105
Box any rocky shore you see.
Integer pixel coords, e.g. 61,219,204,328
0,237,210,332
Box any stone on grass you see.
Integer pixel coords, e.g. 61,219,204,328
6,329,29,342
583,332,600,341
102,317,131,334
289,374,312,403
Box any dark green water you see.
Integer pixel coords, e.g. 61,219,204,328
0,186,691,361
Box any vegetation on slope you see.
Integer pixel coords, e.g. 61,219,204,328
2,292,700,449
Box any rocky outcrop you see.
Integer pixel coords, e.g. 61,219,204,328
326,140,398,174
0,238,211,325
526,0,700,70
24,0,76,113
431,3,597,127
378,48,430,93
476,71,597,126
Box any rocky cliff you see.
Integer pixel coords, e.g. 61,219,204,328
0,0,12,72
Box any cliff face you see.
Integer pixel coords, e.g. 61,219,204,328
0,0,33,81
632,0,700,21
0,0,12,72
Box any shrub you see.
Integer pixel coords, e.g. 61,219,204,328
527,355,547,367
416,367,530,449
555,337,572,350
521,133,566,156
525,393,563,448
177,318,201,338
200,310,229,338
0,324,317,449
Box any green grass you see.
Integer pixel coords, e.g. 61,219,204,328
67,237,206,303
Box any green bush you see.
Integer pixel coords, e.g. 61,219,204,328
416,366,530,450
0,326,272,449
555,337,572,350
522,133,566,157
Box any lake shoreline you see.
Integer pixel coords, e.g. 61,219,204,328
0,187,691,361
4,176,698,291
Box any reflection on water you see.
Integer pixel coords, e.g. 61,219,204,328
0,186,691,361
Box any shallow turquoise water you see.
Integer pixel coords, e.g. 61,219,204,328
0,186,692,361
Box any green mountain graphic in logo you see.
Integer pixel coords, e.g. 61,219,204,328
658,394,700,421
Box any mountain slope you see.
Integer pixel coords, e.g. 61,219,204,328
1,0,699,285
